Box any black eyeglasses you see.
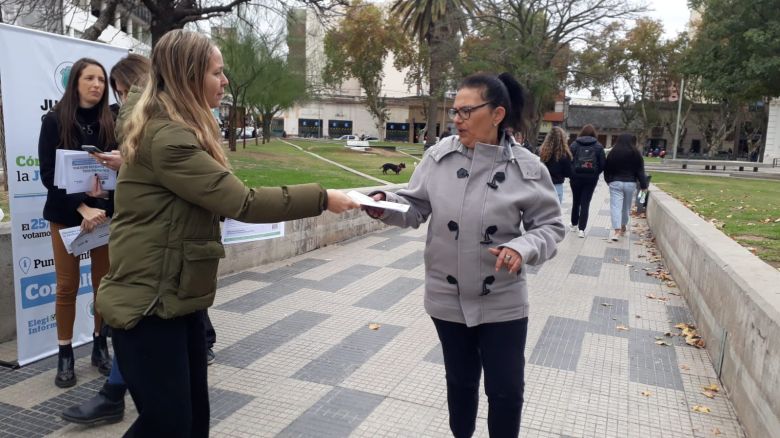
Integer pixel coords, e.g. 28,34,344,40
447,102,491,120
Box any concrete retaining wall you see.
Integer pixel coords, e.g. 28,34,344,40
647,187,780,438
0,185,400,345
0,222,15,343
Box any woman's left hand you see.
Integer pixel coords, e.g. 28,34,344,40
488,247,523,274
92,151,123,171
86,174,108,199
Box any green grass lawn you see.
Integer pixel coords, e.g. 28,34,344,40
288,139,416,184
228,139,375,189
651,172,780,267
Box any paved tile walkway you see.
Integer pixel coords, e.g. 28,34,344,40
0,184,746,437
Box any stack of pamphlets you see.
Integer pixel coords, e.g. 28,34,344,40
53,150,116,194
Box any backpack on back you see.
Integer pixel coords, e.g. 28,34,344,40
573,143,599,174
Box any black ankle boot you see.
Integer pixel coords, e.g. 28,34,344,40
61,381,125,424
55,344,76,388
91,335,111,376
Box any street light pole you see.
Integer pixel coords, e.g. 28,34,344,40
672,77,685,160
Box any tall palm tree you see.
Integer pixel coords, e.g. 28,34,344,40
391,0,475,147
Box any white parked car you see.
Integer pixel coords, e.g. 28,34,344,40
236,127,256,139
337,135,358,140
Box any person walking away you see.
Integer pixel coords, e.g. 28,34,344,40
604,133,648,241
95,30,358,438
364,72,565,437
539,127,572,204
568,124,606,238
38,58,116,388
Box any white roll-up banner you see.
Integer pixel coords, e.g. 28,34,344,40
0,23,127,365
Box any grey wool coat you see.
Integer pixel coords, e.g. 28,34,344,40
377,134,566,327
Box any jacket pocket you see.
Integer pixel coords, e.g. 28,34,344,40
177,240,225,299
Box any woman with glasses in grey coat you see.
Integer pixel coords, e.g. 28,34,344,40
364,72,565,437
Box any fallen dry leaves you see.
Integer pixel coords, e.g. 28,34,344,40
368,323,381,330
703,383,720,392
646,294,670,303
692,405,711,413
641,390,652,397
675,323,706,348
616,324,630,331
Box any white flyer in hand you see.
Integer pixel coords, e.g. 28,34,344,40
347,190,410,212
57,220,111,255
54,150,117,194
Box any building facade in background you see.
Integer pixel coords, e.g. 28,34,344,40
282,7,452,142
0,0,150,53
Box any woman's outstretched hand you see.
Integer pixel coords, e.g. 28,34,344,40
326,189,360,214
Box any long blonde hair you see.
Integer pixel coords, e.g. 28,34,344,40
122,30,227,167
539,126,572,162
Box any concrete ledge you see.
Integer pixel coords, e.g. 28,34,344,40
218,185,399,276
0,222,15,343
0,185,404,344
647,187,780,438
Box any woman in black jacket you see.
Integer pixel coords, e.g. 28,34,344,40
569,124,606,238
38,58,116,388
604,133,649,241
539,126,572,204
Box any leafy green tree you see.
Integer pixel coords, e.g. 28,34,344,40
687,0,780,102
246,46,307,144
466,0,646,145
391,0,475,146
572,19,683,145
685,0,780,158
323,1,404,140
218,28,264,151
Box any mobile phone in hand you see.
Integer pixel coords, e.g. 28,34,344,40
81,145,103,153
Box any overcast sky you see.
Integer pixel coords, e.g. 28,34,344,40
647,0,691,39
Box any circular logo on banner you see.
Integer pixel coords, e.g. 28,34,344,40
86,300,95,318
54,62,73,93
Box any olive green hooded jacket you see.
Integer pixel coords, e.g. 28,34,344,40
96,102,326,329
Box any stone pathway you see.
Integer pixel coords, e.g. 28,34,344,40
0,183,745,437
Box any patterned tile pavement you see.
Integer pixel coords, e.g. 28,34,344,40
0,184,746,437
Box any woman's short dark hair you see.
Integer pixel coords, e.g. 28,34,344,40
579,124,597,138
459,72,526,135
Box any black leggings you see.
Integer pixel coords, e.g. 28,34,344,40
570,180,598,230
113,311,209,438
432,317,528,438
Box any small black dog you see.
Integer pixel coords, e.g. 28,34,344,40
381,162,406,175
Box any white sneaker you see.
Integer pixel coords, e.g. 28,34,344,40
570,224,579,232
610,230,619,241
578,230,585,238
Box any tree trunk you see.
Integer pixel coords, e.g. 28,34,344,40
149,6,184,48
262,112,272,144
81,0,122,41
228,102,237,152
425,26,449,148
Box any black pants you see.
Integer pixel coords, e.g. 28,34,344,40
432,317,528,438
204,311,216,349
570,179,598,230
113,311,209,438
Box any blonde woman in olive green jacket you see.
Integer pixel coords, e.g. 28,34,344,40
95,30,358,437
